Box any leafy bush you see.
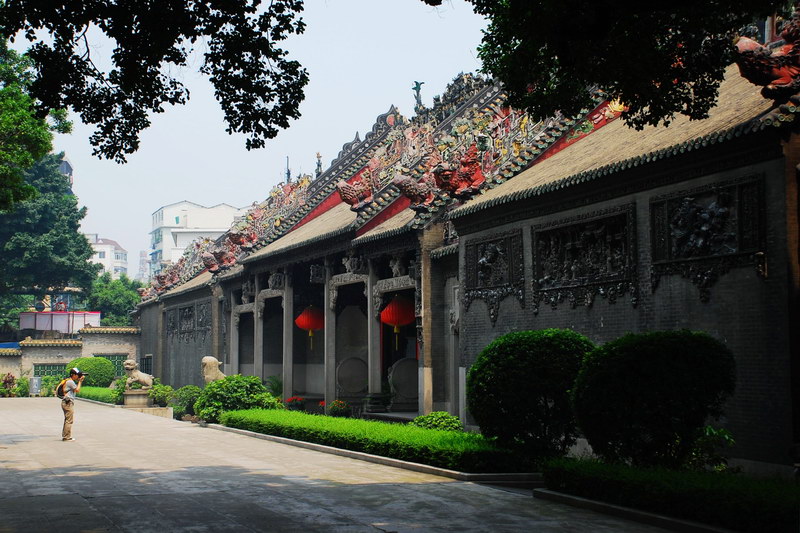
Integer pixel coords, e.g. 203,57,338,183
148,380,174,407
40,376,60,397
65,356,115,387
410,411,463,432
543,458,800,533
172,385,203,416
327,399,350,417
221,409,531,473
194,374,283,423
572,330,736,468
687,425,737,472
12,376,29,397
467,329,595,456
110,378,126,405
78,386,116,404
264,374,282,398
1,372,15,396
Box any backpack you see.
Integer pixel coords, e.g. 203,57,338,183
55,378,69,399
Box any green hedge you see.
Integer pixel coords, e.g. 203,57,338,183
221,409,531,473
78,386,116,404
543,458,800,533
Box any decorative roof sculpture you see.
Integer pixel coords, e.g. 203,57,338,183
736,7,800,100
139,72,623,301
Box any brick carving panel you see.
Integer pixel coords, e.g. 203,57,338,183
463,230,524,325
650,176,765,301
532,204,637,313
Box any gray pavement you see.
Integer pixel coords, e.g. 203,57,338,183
0,398,665,532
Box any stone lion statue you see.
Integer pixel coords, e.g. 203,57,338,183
201,356,226,384
123,359,154,390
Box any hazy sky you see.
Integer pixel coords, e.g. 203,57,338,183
48,1,487,275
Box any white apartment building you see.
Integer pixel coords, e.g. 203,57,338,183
150,201,246,276
86,234,128,279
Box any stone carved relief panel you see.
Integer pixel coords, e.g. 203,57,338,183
309,264,325,284
196,301,211,343
372,275,415,318
329,273,369,310
532,204,637,313
178,305,194,343
166,309,178,337
256,289,284,318
267,272,286,290
165,300,212,344
241,278,255,304
650,176,765,301
463,230,524,325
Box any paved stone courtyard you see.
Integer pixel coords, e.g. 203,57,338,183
0,398,666,532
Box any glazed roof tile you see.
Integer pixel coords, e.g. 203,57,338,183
352,209,416,246
79,326,141,335
242,202,355,263
0,348,21,356
452,66,772,219
18,339,82,347
430,243,459,260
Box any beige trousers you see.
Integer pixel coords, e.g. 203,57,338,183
61,399,74,439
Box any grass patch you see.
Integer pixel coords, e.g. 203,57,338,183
78,386,116,404
220,409,532,473
543,457,800,533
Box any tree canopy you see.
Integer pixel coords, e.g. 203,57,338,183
0,0,308,163
0,40,70,210
465,1,780,128
0,152,99,297
86,272,143,326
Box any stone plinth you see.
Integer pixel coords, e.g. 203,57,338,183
126,407,173,418
123,389,152,408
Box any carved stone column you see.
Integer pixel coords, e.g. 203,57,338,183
365,259,385,412
282,275,294,399
229,292,239,375
253,275,264,380
323,261,335,413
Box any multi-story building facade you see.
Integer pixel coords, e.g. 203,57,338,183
149,201,246,276
86,234,128,279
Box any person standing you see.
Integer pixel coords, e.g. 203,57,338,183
61,367,84,441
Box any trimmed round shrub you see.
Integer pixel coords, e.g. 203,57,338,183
194,375,283,423
467,329,595,457
173,385,203,416
410,411,463,432
65,357,115,387
572,330,736,469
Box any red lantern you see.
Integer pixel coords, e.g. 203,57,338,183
380,294,415,350
295,305,324,349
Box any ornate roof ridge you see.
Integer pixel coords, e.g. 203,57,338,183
450,103,782,220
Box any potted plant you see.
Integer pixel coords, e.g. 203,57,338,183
285,396,305,411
